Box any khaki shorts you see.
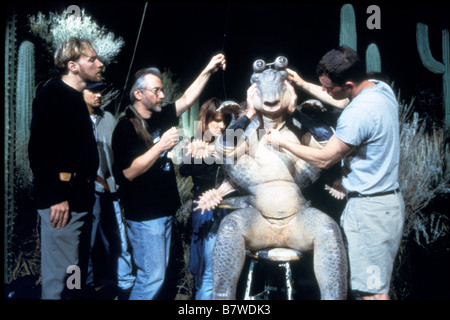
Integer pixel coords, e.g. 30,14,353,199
340,191,405,295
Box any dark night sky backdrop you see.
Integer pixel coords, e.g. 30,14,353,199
4,0,450,301
6,1,450,117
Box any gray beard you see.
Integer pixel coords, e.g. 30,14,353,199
146,103,162,113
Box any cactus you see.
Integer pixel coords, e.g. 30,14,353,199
416,22,450,129
339,4,382,74
366,42,382,73
180,102,200,138
339,4,357,51
4,12,17,284
15,40,35,188
159,68,199,137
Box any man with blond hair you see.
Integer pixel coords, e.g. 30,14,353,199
28,38,104,299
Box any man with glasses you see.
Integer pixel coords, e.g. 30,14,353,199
112,53,226,300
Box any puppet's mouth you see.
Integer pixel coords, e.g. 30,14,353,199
263,100,281,112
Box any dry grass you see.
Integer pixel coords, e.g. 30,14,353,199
398,94,450,242
392,93,450,299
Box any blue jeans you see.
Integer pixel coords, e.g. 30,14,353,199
189,205,228,300
126,216,172,300
113,200,135,291
86,193,135,290
194,233,217,300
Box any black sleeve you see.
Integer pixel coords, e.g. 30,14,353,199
291,108,334,142
179,156,214,177
162,103,179,128
111,118,139,185
28,85,71,206
220,115,252,147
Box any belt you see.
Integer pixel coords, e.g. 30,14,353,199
59,172,94,184
346,188,400,199
95,175,110,192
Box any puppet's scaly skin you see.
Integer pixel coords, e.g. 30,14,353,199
211,58,348,300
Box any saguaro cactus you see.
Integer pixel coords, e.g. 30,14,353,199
339,4,357,51
366,42,382,73
15,40,35,188
181,102,199,138
416,22,450,129
340,4,382,74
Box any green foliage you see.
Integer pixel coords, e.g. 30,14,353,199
416,22,450,129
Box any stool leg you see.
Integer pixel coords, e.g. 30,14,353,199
283,262,294,300
244,259,256,300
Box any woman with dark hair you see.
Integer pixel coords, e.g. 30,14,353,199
179,98,231,300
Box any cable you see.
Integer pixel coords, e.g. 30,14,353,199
221,3,231,100
118,2,148,109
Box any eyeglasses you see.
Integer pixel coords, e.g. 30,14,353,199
142,87,165,96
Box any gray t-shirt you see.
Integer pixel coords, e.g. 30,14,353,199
335,80,400,195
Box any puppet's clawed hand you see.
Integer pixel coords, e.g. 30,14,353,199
193,188,223,215
184,139,214,159
324,179,346,200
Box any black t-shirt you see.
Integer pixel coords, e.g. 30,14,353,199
28,79,99,211
112,104,181,221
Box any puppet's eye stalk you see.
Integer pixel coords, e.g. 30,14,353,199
274,56,288,70
253,59,266,72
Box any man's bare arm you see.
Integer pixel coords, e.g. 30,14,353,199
287,68,349,110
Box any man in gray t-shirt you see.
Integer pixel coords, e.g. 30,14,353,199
266,46,405,300
336,80,400,195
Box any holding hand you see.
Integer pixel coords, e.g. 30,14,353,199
266,125,283,149
245,83,258,120
205,53,226,74
286,68,306,88
159,127,179,151
184,139,214,159
284,80,298,115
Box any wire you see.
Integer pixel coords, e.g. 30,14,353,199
221,3,231,52
221,3,231,100
118,2,148,109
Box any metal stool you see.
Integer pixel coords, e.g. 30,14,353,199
244,248,303,300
